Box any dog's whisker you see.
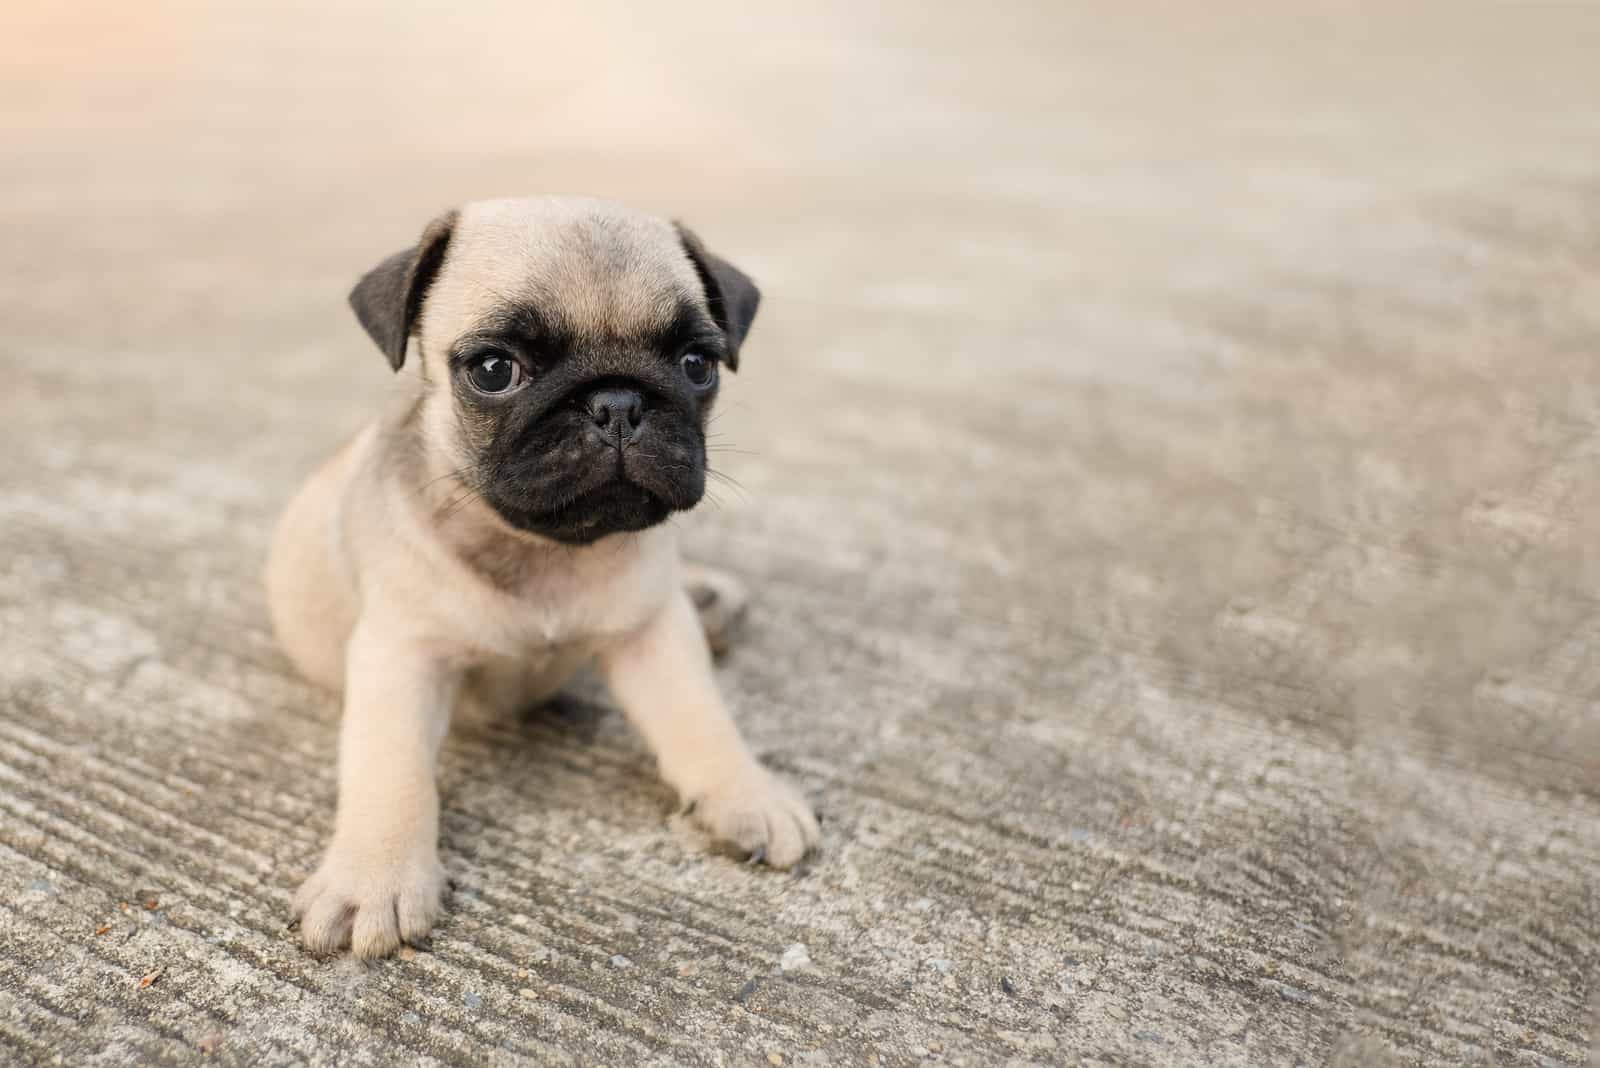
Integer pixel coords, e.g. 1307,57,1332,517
706,470,750,504
415,466,478,495
437,485,485,521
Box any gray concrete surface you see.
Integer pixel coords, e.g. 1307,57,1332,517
3,1,1599,1064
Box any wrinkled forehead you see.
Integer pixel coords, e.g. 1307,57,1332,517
420,198,705,352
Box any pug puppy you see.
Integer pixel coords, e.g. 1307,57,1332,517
264,197,819,958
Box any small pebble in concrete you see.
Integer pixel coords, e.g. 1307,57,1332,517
927,959,953,975
463,993,483,1009
518,988,537,999
1000,975,1017,995
767,1054,783,1066
735,978,761,1004
780,943,812,973
401,1012,421,1026
610,955,633,969
26,880,53,895
1265,979,1310,1003
909,898,933,912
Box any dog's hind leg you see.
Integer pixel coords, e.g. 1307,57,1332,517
682,563,749,656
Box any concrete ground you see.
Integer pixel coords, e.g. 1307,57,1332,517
2,1,1598,1064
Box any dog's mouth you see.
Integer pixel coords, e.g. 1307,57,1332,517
488,477,673,543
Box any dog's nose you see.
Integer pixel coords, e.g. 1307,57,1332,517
587,388,645,437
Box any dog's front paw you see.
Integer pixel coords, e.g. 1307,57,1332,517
687,761,819,868
293,837,445,958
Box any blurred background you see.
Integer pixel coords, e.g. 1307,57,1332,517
2,1,1598,1064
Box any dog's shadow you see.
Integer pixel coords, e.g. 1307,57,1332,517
515,685,610,746
437,670,680,847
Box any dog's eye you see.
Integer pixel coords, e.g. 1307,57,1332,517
465,353,524,395
680,351,716,389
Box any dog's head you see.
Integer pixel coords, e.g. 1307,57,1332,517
348,197,760,544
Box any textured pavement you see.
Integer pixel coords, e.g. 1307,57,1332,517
2,1,1599,1064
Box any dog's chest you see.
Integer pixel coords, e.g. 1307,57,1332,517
451,529,678,656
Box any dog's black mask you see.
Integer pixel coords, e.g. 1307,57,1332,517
453,299,722,544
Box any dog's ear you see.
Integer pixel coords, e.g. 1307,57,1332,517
349,210,458,371
675,223,760,372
